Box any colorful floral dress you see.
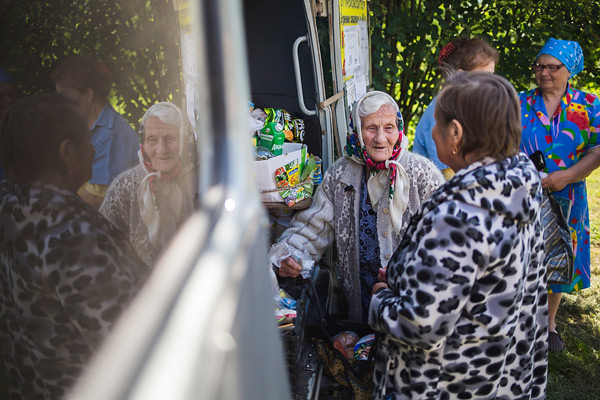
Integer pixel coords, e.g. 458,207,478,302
519,84,600,292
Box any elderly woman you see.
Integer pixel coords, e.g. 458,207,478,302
413,37,498,180
270,91,444,322
519,38,600,353
0,93,148,399
369,72,548,399
100,102,198,266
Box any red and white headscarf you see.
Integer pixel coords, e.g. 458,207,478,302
137,102,196,246
345,91,410,233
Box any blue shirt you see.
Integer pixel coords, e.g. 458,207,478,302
90,104,139,185
412,96,448,170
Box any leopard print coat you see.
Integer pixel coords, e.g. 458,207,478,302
274,153,444,321
369,154,548,399
0,181,149,399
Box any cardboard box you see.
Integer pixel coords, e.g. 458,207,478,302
254,143,307,202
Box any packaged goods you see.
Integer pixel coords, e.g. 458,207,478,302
275,307,297,321
275,167,289,188
260,121,285,155
251,108,267,123
276,168,314,207
281,110,294,141
254,143,307,203
354,334,375,360
292,118,305,142
284,159,300,186
263,107,302,143
300,154,318,182
254,146,274,161
313,156,322,184
278,289,297,309
264,107,282,124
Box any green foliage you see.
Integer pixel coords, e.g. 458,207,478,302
0,0,182,128
370,0,600,129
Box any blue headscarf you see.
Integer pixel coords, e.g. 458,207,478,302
536,38,584,78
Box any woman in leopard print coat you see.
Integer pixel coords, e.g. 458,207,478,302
369,72,548,399
0,94,149,399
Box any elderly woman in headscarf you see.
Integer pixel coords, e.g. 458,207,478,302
269,91,444,322
519,38,600,353
100,102,198,266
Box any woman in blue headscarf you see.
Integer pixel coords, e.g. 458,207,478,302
520,38,600,352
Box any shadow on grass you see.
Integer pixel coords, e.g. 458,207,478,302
547,290,600,400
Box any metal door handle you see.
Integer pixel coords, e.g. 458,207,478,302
292,36,317,116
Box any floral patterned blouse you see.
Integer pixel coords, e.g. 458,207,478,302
519,83,600,292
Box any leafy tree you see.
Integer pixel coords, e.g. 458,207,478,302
370,0,600,131
0,0,182,128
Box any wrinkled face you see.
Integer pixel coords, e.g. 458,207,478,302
143,116,180,173
534,54,570,94
360,105,399,162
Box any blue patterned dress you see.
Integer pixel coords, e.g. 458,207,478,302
359,174,381,321
519,84,600,292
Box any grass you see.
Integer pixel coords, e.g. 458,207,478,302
547,167,600,400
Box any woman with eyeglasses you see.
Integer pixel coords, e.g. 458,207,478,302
520,38,600,353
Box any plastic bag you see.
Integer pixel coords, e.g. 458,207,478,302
269,241,314,279
541,189,574,286
332,331,359,360
269,267,281,306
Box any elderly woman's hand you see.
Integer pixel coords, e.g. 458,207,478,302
542,170,570,192
377,267,387,283
372,282,389,295
277,256,303,278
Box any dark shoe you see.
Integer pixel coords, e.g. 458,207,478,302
549,331,564,353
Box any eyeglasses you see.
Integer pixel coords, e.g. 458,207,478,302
532,63,565,73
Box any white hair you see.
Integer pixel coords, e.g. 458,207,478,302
139,102,192,157
351,91,402,139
